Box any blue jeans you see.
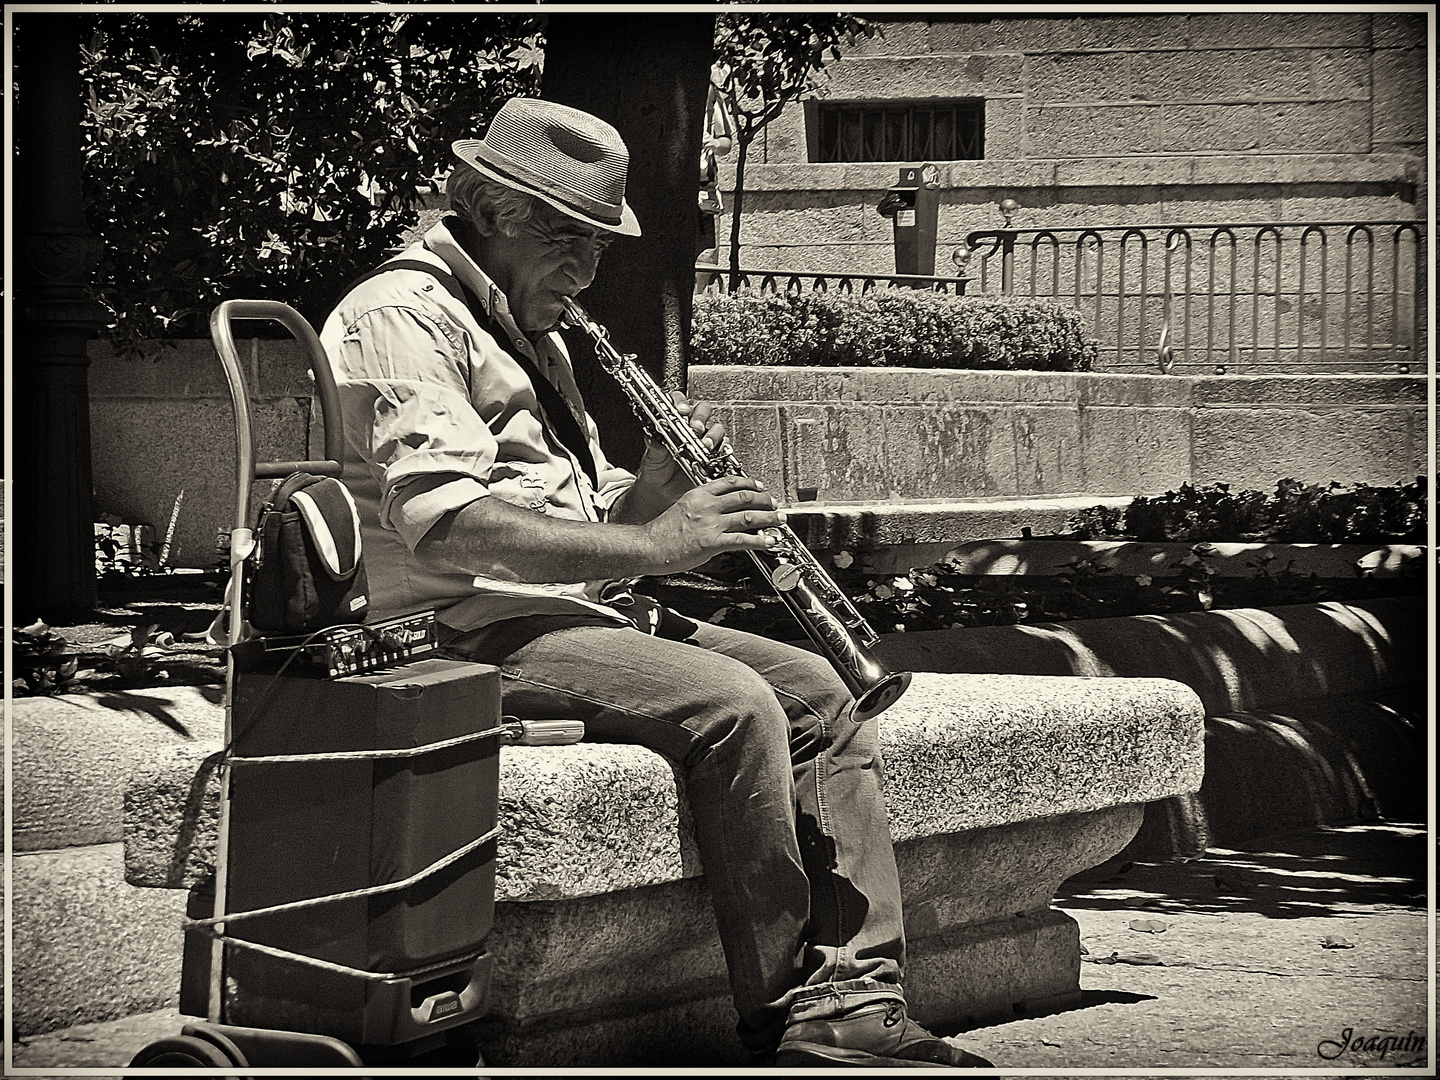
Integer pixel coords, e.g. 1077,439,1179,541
440,618,906,1053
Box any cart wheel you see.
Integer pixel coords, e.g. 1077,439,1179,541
129,1034,237,1067
181,1023,251,1067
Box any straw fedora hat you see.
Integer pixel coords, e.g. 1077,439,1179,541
452,97,641,237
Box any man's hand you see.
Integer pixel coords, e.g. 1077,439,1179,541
642,475,786,572
615,392,728,523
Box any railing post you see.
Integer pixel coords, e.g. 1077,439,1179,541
998,198,1019,296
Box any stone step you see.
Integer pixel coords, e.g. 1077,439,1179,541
12,685,225,852
8,844,186,1039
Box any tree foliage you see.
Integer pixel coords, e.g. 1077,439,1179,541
712,13,873,285
80,11,542,352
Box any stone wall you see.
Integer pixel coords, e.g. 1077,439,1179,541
688,366,1427,506
88,337,320,572
715,12,1427,276
88,338,1425,566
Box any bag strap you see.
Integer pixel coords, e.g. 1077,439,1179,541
338,258,600,489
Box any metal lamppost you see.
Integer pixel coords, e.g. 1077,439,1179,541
12,12,108,615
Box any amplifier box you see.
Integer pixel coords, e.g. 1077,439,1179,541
182,658,502,1045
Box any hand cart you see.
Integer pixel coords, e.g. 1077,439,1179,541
127,301,576,1071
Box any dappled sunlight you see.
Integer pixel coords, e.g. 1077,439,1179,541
1200,698,1427,843
1315,601,1395,681
1012,624,1113,676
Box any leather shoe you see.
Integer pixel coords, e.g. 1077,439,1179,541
774,991,994,1068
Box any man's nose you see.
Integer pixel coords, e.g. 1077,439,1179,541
565,244,601,288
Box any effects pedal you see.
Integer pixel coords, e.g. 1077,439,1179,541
234,610,439,678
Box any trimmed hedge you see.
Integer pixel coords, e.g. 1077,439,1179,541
690,290,1098,371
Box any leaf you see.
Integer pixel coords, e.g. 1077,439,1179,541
1320,935,1355,949
1128,919,1170,934
1123,895,1158,908
1116,952,1165,965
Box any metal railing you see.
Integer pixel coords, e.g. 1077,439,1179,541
959,220,1427,374
695,264,970,297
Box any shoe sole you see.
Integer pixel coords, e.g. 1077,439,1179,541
775,1043,992,1069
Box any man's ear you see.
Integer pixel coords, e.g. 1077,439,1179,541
469,209,500,239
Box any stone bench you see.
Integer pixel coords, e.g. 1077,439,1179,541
123,670,1204,1066
875,597,1427,856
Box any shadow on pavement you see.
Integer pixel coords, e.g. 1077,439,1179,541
1060,821,1428,920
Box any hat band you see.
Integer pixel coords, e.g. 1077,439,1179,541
475,150,625,228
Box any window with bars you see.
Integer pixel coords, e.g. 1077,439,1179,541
811,100,985,163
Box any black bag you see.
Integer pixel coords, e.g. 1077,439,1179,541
248,472,369,633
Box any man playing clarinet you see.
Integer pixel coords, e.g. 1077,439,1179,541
320,96,992,1070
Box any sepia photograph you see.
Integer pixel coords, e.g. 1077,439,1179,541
5,3,1433,1074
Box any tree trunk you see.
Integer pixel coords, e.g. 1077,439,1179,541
541,14,713,470
727,130,752,291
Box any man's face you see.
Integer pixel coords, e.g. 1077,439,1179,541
483,204,615,334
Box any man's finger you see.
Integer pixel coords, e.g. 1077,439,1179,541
722,509,786,533
711,487,778,514
702,474,765,496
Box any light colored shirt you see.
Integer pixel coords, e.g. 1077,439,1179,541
320,217,636,631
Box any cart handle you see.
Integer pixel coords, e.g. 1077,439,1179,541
209,300,345,533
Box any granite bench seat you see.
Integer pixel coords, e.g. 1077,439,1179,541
124,669,1203,1066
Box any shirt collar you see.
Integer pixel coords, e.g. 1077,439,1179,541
422,215,539,358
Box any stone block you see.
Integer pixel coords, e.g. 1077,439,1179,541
1050,156,1194,187
1190,374,1425,409
1309,48,1373,99
1162,104,1259,152
1187,12,1371,48
1372,11,1427,48
91,396,309,569
1257,101,1371,154
1192,405,1417,488
1023,52,1131,104
929,15,1086,54
13,686,225,852
1128,50,1313,102
1071,15,1187,50
822,55,1023,99
1131,407,1196,493
472,810,1134,1066
125,672,1205,893
984,96,1025,158
887,404,1018,499
1372,48,1428,144
1024,104,1162,156
1077,405,1144,494
1011,405,1085,496
814,404,891,501
11,845,186,1037
1278,190,1419,222
846,16,932,57
758,108,807,165
87,339,231,399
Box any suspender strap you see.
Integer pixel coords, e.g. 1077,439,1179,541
337,259,600,489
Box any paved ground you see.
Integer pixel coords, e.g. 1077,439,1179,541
8,821,1432,1076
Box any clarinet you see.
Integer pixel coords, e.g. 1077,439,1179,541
560,297,912,721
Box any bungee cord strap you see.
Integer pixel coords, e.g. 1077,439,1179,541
186,823,502,932
225,723,510,765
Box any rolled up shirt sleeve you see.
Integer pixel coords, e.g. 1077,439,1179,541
333,306,497,549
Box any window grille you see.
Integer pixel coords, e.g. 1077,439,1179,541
813,100,984,163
